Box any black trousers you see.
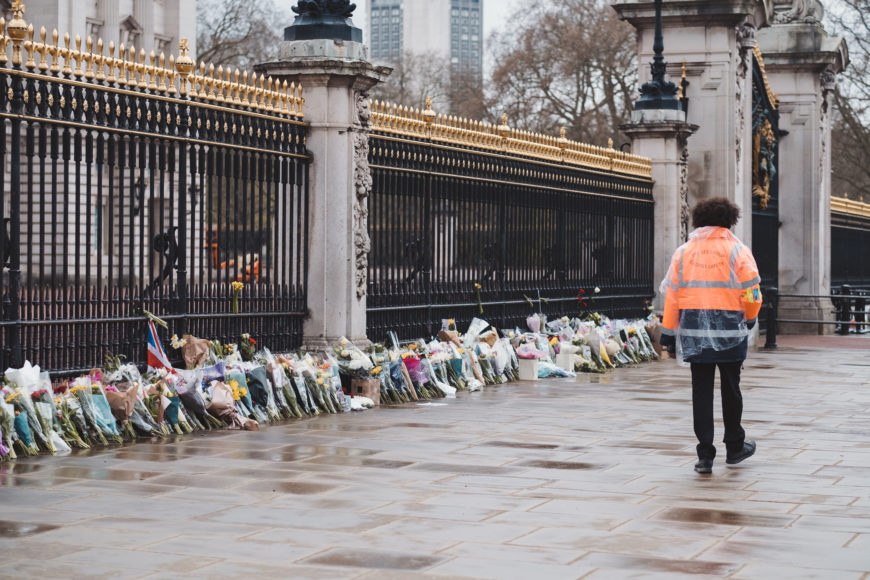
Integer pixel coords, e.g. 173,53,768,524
690,361,745,460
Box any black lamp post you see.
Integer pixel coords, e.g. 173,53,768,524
285,0,363,43
635,0,680,110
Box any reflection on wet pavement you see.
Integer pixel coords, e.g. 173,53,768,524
304,548,445,571
0,520,59,538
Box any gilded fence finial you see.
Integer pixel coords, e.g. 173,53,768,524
73,34,84,77
422,97,436,125
207,63,216,100
148,52,158,90
167,54,176,94
85,36,96,79
126,45,136,86
175,38,195,96
23,24,35,69
8,0,28,66
61,33,72,76
157,52,167,92
497,113,510,139
196,61,207,98
36,27,48,71
557,127,569,151
95,38,105,80
137,48,147,88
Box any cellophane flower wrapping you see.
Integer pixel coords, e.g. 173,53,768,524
245,365,281,422
333,337,375,379
89,378,123,442
30,373,71,454
0,396,16,459
5,361,57,453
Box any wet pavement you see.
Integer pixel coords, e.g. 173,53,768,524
1,342,869,579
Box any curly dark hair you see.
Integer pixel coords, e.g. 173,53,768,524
691,197,741,228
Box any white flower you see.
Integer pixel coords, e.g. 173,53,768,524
594,287,601,294
561,316,569,324
341,350,351,358
349,360,363,370
350,352,362,360
170,334,187,349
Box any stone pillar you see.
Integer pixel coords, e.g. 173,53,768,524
622,110,698,309
101,0,121,54
613,0,773,244
756,12,848,333
257,40,390,349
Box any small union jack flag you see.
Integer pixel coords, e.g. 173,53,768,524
147,319,173,371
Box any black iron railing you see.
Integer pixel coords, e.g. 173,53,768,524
831,207,870,289
763,285,870,348
366,104,655,341
0,25,310,374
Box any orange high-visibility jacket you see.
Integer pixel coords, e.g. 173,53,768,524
661,227,762,360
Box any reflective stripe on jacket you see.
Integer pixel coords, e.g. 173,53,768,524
661,227,762,355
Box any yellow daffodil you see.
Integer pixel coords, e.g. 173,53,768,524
5,391,21,403
371,366,382,375
316,378,324,385
232,281,244,292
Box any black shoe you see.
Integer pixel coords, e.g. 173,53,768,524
694,458,713,474
726,440,756,465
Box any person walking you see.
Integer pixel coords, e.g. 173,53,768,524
659,197,762,474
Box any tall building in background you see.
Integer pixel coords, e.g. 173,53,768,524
368,0,483,82
9,0,196,59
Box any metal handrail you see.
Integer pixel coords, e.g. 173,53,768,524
764,285,869,348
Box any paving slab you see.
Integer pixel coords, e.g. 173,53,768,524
1,342,870,578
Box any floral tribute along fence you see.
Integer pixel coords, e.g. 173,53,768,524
0,2,310,375
366,98,655,341
0,311,663,461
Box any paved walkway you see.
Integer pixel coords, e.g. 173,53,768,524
1,341,869,579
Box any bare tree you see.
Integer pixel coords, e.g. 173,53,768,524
197,0,284,70
828,0,870,203
487,0,636,145
369,51,452,110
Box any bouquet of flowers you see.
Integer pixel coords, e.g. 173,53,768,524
30,377,71,454
276,356,305,418
206,380,258,430
104,384,140,440
0,396,18,460
174,370,224,430
333,337,375,379
225,369,259,421
246,365,282,422
239,333,257,362
89,374,124,443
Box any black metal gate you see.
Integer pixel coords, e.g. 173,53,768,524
366,105,656,341
0,26,310,374
750,49,780,331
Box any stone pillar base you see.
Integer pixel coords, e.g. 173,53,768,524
777,296,835,335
